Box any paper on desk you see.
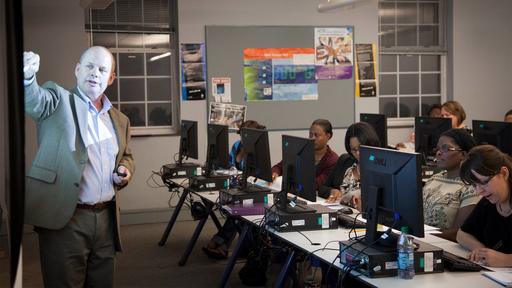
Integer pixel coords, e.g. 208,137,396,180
482,271,512,287
253,176,282,191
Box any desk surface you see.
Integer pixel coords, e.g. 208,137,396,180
170,178,501,288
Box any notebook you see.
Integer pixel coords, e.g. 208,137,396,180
482,271,512,287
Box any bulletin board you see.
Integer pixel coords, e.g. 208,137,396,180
205,26,355,130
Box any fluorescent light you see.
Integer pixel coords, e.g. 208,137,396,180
317,0,361,12
149,52,171,62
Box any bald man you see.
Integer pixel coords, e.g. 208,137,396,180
24,46,134,287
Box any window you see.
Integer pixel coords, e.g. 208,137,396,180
85,0,179,135
378,0,447,123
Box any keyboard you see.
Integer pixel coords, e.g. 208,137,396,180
337,213,366,229
442,251,482,272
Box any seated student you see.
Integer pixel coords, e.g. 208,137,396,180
202,120,265,259
428,103,443,118
324,122,381,210
505,109,512,123
271,119,338,192
456,145,512,267
441,100,470,130
422,129,480,241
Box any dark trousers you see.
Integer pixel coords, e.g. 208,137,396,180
36,207,116,288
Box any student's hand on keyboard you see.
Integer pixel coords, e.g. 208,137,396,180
326,188,342,203
469,248,511,267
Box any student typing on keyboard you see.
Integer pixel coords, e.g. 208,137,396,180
456,145,512,267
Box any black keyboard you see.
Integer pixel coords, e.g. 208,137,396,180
337,213,366,229
442,251,482,272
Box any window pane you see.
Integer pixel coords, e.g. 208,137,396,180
146,53,171,76
148,103,172,126
119,53,144,76
380,54,397,72
147,78,171,101
419,3,439,24
379,2,395,24
396,3,417,24
396,25,417,46
105,78,118,102
399,55,419,72
120,103,146,127
421,96,441,116
92,32,116,48
380,74,397,95
91,3,115,24
380,25,396,48
399,74,419,94
421,55,440,71
421,73,440,94
118,33,143,48
419,25,439,47
380,97,398,118
119,78,145,101
399,97,419,117
117,0,142,23
144,34,170,49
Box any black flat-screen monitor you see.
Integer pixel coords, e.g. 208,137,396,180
238,127,272,191
278,135,317,213
178,120,198,164
361,113,388,147
414,117,451,163
205,123,230,176
360,146,424,247
473,120,512,156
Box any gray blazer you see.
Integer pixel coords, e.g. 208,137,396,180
24,80,135,251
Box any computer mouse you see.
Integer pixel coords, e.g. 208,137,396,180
338,207,353,215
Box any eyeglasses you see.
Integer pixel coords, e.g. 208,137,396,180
434,144,463,154
471,174,497,188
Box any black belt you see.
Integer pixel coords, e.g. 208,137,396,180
76,201,113,210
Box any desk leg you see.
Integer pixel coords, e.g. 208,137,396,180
158,188,189,246
274,249,296,288
218,222,249,288
207,205,222,231
178,201,214,266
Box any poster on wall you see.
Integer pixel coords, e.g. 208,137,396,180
314,27,354,80
208,102,247,129
211,77,232,102
243,48,318,102
181,43,206,100
355,43,377,97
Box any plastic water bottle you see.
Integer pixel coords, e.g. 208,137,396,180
228,166,238,188
397,226,415,279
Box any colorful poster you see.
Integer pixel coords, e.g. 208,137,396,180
208,102,246,129
211,77,231,103
314,27,354,80
243,48,318,102
181,43,206,100
355,43,378,97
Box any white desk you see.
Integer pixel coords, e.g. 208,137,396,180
165,178,501,288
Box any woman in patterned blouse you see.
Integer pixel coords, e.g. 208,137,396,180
325,122,381,209
423,128,479,241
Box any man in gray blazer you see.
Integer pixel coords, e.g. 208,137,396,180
24,46,135,287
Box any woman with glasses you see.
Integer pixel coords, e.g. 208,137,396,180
324,122,381,210
422,129,479,241
456,145,512,267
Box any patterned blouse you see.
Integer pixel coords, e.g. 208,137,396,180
340,163,360,207
423,171,481,230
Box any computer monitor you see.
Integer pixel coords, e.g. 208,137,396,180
178,120,198,164
238,127,273,191
204,123,230,176
361,113,388,147
360,146,424,247
414,117,451,163
277,135,317,214
473,120,512,156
